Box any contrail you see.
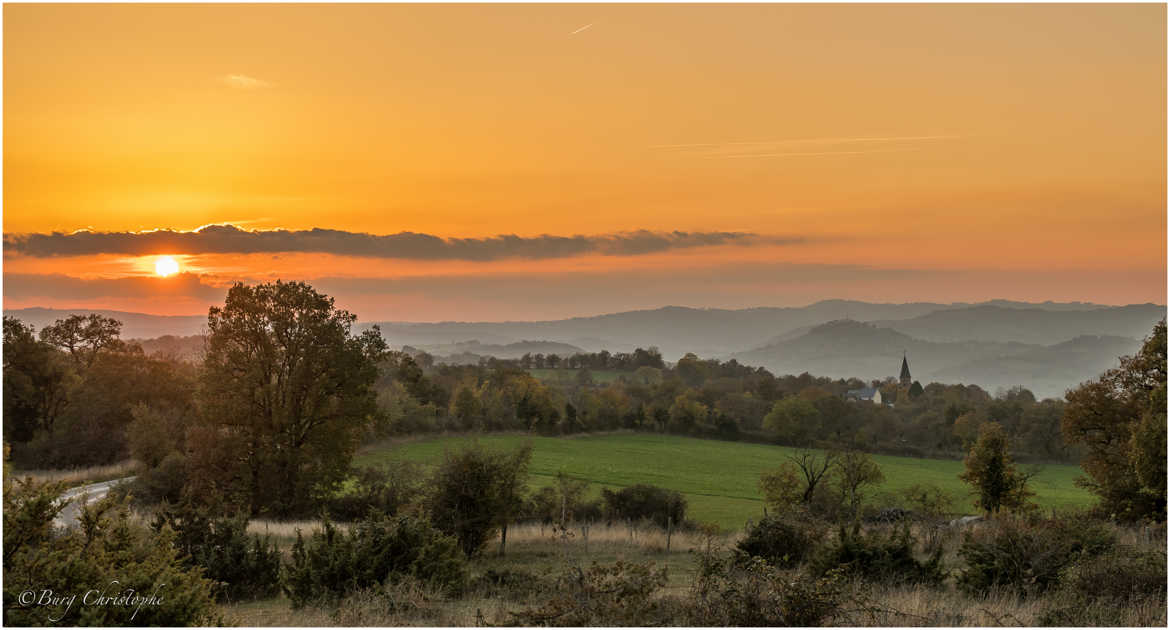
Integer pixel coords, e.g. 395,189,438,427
649,135,960,150
570,23,594,35
711,148,917,159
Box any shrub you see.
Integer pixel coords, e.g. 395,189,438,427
508,561,670,626
282,513,467,608
1058,546,1166,603
523,472,601,526
151,504,281,602
324,462,424,522
425,443,532,557
684,552,845,626
899,483,955,520
600,484,686,529
3,478,216,626
735,515,822,569
471,568,545,600
330,578,447,626
132,451,188,505
810,524,945,586
956,515,1116,596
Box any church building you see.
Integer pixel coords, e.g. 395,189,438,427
846,354,912,406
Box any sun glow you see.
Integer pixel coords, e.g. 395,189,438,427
155,256,180,277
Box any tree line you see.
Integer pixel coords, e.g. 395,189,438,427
2,281,1164,525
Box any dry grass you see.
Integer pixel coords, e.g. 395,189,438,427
246,519,349,541
13,459,138,488
839,582,1167,627
505,520,739,553
219,518,1167,627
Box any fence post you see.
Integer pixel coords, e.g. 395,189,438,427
666,516,673,553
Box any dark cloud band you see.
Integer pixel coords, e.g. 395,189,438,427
4,225,788,260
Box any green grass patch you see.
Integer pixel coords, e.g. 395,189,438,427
355,433,1093,530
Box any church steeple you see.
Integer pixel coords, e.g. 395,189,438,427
899,353,912,387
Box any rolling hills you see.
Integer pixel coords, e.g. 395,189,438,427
8,300,1162,397
732,320,1143,398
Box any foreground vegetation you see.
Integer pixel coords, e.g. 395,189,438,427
356,433,1091,529
211,514,1165,627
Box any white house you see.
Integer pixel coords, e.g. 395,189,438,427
846,386,883,405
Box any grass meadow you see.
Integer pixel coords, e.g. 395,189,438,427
354,432,1092,530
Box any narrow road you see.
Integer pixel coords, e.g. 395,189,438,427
52,477,136,529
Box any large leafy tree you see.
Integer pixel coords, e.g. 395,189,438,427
38,313,123,370
195,281,387,516
2,317,72,443
763,396,821,446
1062,320,1167,522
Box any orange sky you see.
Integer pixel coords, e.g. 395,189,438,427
3,4,1166,320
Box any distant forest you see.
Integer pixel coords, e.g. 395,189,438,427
5,314,1083,473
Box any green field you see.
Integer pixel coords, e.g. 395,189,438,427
355,433,1093,530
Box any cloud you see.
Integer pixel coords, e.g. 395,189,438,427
4,225,793,261
221,74,273,89
3,272,225,302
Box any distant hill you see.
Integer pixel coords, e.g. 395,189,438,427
4,307,207,339
132,335,206,362
931,335,1143,398
365,300,1030,360
732,320,1141,398
733,319,1035,383
876,304,1165,345
7,300,1160,396
406,339,584,362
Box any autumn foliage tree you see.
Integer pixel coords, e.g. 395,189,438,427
194,281,387,517
959,421,1034,516
1062,320,1167,522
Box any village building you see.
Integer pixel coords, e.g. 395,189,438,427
846,353,911,405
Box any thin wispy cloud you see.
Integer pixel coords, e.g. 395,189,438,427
569,22,594,35
650,134,959,159
221,74,273,89
712,148,918,160
4,225,800,261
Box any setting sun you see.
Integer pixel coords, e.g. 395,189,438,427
155,256,179,277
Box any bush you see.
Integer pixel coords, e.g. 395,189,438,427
684,552,845,626
3,477,216,626
324,462,424,522
132,451,188,505
508,561,670,626
899,483,955,520
282,513,467,608
151,504,281,602
1058,546,1166,603
471,568,545,600
735,515,822,569
810,524,945,586
330,578,447,626
425,443,532,557
601,484,686,529
956,515,1116,596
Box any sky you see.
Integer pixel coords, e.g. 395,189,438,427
3,4,1166,321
